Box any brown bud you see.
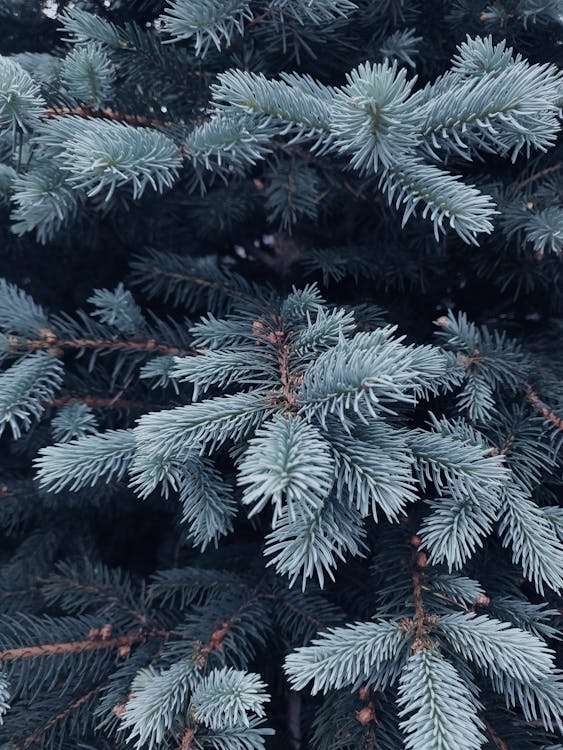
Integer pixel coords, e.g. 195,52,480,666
358,686,370,701
38,328,57,343
435,316,450,328
100,624,113,640
112,702,127,719
356,703,376,726
411,535,422,548
416,551,427,568
252,320,267,345
118,645,131,659
475,594,491,607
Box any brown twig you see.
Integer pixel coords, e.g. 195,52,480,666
7,332,194,358
47,579,148,626
272,595,323,630
197,618,234,660
0,629,168,664
178,728,196,750
525,384,563,431
254,318,302,410
401,536,441,651
356,687,377,749
427,590,470,611
46,105,172,129
411,536,427,650
247,9,272,27
484,719,509,750
148,265,245,300
194,606,252,667
276,333,301,409
490,432,516,458
19,686,103,749
515,162,562,192
47,395,162,412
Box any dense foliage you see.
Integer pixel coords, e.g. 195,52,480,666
0,2,562,749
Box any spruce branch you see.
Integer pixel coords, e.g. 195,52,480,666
525,384,563,431
483,719,509,750
48,395,162,413
190,667,269,729
0,629,168,663
0,56,45,134
397,649,485,750
515,161,563,191
35,429,136,493
18,685,103,750
6,331,194,358
160,0,254,55
46,106,173,130
0,352,63,439
409,536,431,652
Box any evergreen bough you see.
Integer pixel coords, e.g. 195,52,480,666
0,2,562,750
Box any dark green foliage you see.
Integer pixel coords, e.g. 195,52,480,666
0,2,562,750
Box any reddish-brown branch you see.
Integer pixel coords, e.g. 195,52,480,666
19,686,102,749
275,596,323,630
256,320,302,410
50,580,148,626
515,162,562,192
356,687,376,749
409,536,435,652
0,629,168,664
458,350,484,369
195,604,252,667
277,335,300,409
412,568,426,645
498,433,516,456
149,265,245,299
484,719,509,750
526,384,563,431
178,729,196,750
198,620,233,659
46,105,172,129
8,332,193,358
247,9,271,27
429,590,470,611
47,395,162,412
490,432,516,459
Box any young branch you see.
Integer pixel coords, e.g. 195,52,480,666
177,728,196,750
515,162,562,192
46,106,172,129
7,332,194,358
410,535,428,650
483,719,509,750
19,686,103,750
525,384,563,431
48,395,162,412
255,318,302,409
147,264,245,300
0,629,168,663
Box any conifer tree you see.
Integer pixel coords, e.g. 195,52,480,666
0,2,562,750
